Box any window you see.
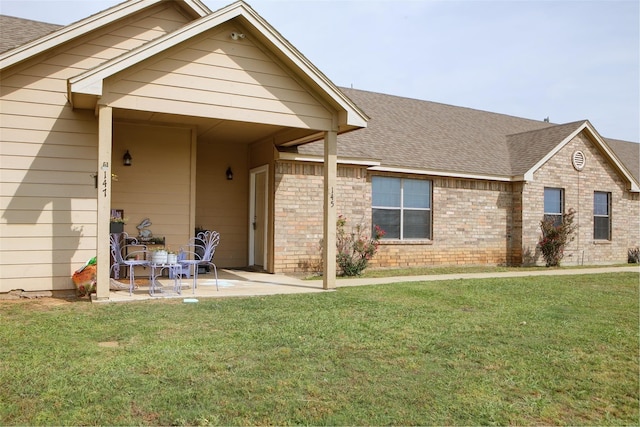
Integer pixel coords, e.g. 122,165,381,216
594,192,611,240
544,187,563,227
372,176,431,239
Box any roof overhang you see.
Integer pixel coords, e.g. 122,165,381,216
277,152,380,167
523,121,640,192
0,0,210,70
67,1,368,131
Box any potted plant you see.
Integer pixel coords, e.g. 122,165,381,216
151,247,168,264
109,216,126,233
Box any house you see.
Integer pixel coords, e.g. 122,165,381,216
1,0,638,300
283,89,639,270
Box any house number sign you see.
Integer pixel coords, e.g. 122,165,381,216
102,171,108,197
101,162,109,197
330,187,335,208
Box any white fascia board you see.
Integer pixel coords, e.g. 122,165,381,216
240,8,368,129
277,152,380,167
69,1,368,130
184,0,212,16
522,122,588,182
522,121,640,192
369,166,513,182
0,0,211,71
585,121,640,192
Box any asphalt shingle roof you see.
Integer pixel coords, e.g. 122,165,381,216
296,88,639,183
0,15,61,53
1,15,637,184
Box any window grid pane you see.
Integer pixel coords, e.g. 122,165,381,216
372,176,401,207
373,209,400,239
544,187,562,214
403,210,431,239
372,176,432,240
593,192,611,240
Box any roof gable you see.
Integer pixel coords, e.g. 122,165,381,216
517,121,639,191
67,1,367,130
0,0,210,70
507,121,586,175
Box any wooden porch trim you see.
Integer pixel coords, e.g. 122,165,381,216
322,128,337,290
95,105,112,300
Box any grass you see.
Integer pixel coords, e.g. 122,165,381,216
1,272,638,425
311,263,634,279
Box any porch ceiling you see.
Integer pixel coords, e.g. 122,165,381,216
113,108,315,145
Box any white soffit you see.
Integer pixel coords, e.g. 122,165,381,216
369,166,513,181
277,152,380,167
0,0,210,70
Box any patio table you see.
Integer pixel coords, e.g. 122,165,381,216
149,262,183,296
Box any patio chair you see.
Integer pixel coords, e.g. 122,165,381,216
179,230,220,292
109,232,150,295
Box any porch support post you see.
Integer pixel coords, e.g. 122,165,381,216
95,105,113,300
322,129,338,290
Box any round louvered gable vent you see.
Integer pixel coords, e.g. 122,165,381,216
572,150,586,171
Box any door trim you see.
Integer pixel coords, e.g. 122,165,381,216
249,165,269,267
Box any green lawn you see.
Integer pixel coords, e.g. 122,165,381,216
1,273,638,426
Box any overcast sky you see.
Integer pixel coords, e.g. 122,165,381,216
1,0,638,142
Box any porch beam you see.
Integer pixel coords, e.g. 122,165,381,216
322,129,337,290
95,105,112,300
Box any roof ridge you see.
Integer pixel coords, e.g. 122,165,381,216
505,119,585,138
340,86,550,127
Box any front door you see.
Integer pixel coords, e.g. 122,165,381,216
249,165,268,269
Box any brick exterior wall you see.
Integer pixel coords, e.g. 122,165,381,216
273,161,370,274
521,132,639,265
370,176,515,269
273,134,639,274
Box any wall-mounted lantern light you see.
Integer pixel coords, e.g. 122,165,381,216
226,167,233,180
123,150,132,166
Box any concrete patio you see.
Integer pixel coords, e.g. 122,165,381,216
94,269,330,303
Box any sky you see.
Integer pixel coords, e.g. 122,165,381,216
1,0,638,143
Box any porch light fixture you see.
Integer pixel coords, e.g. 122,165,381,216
226,167,233,180
123,150,132,166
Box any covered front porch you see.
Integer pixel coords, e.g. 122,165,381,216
65,2,368,300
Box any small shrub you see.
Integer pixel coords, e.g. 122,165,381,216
336,215,385,276
538,208,576,267
628,247,639,263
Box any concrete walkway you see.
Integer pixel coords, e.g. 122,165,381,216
95,265,639,303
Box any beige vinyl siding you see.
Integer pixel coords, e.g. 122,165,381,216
196,140,249,268
0,4,195,292
111,122,193,252
103,23,333,130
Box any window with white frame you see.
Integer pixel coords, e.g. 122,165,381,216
372,176,432,240
543,187,564,227
593,191,611,240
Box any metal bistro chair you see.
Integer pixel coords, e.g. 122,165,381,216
179,230,220,293
109,232,150,295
